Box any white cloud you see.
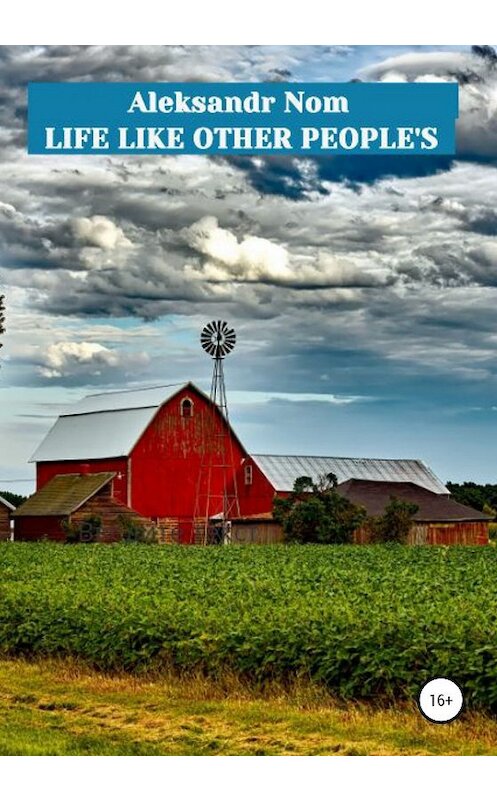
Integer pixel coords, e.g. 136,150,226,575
183,216,392,288
361,49,497,157
184,215,292,282
40,342,120,378
70,215,132,251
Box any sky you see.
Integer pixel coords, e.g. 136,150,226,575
2,44,497,494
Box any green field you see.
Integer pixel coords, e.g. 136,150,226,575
1,542,497,713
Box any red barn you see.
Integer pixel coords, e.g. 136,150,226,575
13,382,489,545
15,382,248,543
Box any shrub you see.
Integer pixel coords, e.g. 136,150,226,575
62,515,102,544
368,497,418,544
274,472,366,544
118,515,158,544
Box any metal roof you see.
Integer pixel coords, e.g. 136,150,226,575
337,480,488,521
13,472,115,517
0,494,15,512
66,383,184,416
251,454,448,495
30,408,161,462
30,383,190,463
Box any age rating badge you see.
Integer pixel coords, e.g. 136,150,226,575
418,678,464,723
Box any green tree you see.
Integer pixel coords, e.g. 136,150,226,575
0,490,26,508
447,482,497,512
273,472,366,544
368,497,418,544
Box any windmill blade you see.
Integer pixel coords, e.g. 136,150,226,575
201,320,237,358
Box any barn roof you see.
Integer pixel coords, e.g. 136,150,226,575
30,382,193,463
337,479,490,522
13,472,115,517
0,494,15,512
251,454,448,495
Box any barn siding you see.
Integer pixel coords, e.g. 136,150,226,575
0,506,11,540
354,521,489,546
236,456,281,517
129,386,246,520
231,519,489,546
71,493,152,543
15,515,66,541
37,458,129,504
231,521,284,544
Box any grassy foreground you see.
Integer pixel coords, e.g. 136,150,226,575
1,658,497,755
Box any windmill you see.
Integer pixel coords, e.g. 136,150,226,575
193,321,240,544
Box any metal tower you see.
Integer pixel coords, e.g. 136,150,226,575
194,321,240,544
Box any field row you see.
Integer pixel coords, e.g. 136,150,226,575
1,543,497,710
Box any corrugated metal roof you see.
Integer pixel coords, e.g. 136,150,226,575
30,407,160,462
66,383,184,416
0,494,15,512
13,472,115,517
30,383,189,463
251,454,447,495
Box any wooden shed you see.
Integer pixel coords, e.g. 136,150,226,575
0,494,14,541
337,480,490,545
13,472,151,542
230,513,284,545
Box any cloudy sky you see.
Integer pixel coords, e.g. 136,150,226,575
2,44,497,493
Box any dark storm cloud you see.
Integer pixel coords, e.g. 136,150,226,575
1,44,497,404
228,46,497,197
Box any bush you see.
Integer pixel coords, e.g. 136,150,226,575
118,515,158,544
368,497,418,544
274,473,366,544
62,515,102,544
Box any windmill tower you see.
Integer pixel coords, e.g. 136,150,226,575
193,320,240,544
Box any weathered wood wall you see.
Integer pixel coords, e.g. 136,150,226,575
230,521,284,544
354,521,489,545
0,506,11,540
71,493,153,543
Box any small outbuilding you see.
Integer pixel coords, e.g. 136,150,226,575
337,479,490,545
0,494,15,541
13,472,150,542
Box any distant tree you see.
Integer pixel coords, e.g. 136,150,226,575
273,472,366,544
0,490,27,508
368,497,419,544
483,502,496,520
447,482,497,512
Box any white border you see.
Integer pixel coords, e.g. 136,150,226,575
2,756,496,800
0,3,494,45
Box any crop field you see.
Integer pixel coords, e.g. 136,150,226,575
1,543,497,712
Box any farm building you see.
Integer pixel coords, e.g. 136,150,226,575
0,494,14,541
338,480,490,545
13,472,151,542
13,381,489,545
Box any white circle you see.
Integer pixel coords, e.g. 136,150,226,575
418,678,464,723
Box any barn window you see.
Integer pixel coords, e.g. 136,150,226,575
244,464,253,486
180,397,194,418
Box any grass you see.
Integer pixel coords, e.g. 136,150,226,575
1,659,497,755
